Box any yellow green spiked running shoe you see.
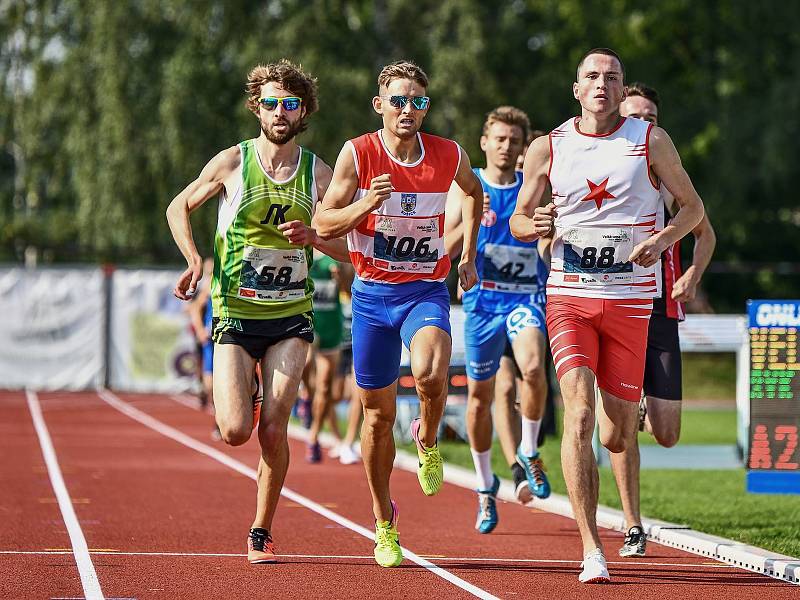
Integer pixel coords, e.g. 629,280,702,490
374,500,403,567
410,418,443,496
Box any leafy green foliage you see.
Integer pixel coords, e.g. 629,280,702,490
2,1,798,306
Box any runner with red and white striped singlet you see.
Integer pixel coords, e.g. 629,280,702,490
611,83,717,559
314,60,483,568
510,48,705,584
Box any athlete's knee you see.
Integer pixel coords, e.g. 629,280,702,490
218,421,251,447
652,427,680,448
563,405,594,441
600,430,626,454
257,421,288,456
363,407,395,436
519,362,546,387
466,393,492,421
414,368,448,398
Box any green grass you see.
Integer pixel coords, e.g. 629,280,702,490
682,352,737,400
398,408,800,558
638,408,737,445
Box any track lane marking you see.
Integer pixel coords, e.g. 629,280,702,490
98,390,500,600
26,390,105,600
0,549,739,568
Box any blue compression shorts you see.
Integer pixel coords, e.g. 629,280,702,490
351,278,451,389
464,304,546,381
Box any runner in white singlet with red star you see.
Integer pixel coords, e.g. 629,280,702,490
510,48,705,583
314,60,483,568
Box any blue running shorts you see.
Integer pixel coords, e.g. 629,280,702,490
202,340,214,375
464,304,546,381
351,278,451,389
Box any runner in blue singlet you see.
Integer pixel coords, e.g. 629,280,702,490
446,106,551,534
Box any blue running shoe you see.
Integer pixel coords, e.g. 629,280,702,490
474,474,500,534
516,447,551,499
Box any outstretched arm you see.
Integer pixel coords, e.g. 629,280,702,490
166,146,240,300
313,143,392,240
629,127,705,267
510,136,554,242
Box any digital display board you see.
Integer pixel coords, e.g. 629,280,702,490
746,300,800,494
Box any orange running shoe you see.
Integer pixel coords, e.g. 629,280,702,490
247,528,276,564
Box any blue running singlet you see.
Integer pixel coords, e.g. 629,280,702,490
462,169,548,315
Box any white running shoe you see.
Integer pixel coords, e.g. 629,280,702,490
339,444,361,465
579,549,610,583
328,444,342,459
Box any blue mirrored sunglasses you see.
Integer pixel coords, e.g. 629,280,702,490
258,96,302,111
383,95,430,110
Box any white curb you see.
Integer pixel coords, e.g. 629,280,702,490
288,424,799,585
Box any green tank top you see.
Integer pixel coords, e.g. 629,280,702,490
310,254,341,315
212,139,316,320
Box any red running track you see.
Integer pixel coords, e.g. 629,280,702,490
1,390,796,599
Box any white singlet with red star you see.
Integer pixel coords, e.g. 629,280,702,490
547,116,663,300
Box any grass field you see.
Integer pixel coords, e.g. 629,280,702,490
399,407,800,558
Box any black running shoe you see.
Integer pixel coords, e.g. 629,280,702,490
512,463,532,504
619,525,647,557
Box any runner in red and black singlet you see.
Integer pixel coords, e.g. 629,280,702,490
610,82,717,558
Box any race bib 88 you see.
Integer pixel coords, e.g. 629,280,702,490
562,226,634,285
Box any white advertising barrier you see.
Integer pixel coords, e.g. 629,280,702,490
0,267,105,390
109,269,199,393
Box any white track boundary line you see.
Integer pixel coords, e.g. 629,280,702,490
26,390,105,600
98,390,499,600
288,424,800,586
0,549,737,568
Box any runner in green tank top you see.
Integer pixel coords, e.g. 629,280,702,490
166,60,350,566
305,250,344,463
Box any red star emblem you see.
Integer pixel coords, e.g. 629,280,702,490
581,177,615,209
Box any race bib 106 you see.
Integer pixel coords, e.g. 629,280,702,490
238,246,308,301
371,215,440,274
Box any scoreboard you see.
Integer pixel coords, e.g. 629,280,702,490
746,300,800,494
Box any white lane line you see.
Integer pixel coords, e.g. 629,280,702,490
98,390,499,600
26,390,105,600
0,549,738,568
169,394,202,411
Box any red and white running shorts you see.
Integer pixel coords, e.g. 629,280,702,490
546,296,653,401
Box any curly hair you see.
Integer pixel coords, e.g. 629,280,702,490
482,106,531,142
377,60,429,91
245,60,319,121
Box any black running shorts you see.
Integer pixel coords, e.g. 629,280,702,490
212,312,314,360
643,313,682,401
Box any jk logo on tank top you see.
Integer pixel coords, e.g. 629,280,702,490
261,203,292,225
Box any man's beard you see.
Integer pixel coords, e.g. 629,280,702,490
261,117,304,145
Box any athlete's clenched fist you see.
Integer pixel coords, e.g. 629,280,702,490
533,202,557,237
367,174,393,209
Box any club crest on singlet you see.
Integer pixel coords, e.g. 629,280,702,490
400,193,417,216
